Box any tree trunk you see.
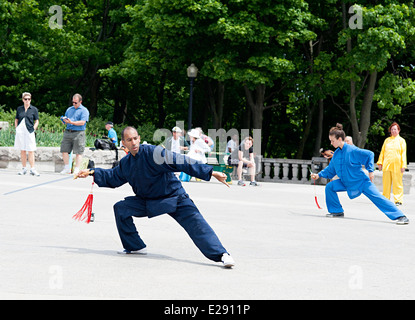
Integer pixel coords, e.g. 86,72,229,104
313,98,324,156
244,84,265,131
156,69,167,128
206,80,225,129
358,70,378,148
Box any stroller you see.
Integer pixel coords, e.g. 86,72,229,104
94,137,120,168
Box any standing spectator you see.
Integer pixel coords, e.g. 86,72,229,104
164,126,189,154
60,93,89,175
105,121,118,146
14,92,40,176
237,137,259,186
377,122,407,206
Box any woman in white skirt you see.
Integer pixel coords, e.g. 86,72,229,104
14,92,40,176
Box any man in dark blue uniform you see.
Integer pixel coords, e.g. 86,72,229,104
77,126,235,268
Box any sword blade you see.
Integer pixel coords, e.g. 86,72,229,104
3,175,74,196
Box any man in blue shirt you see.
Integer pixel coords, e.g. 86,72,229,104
105,121,118,146
60,93,90,175
75,126,235,268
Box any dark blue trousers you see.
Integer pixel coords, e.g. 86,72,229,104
113,194,228,262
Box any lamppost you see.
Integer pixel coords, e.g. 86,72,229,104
187,63,198,131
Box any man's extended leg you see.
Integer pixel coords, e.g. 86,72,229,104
169,194,228,262
113,196,147,252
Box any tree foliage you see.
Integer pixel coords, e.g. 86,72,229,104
1,0,414,161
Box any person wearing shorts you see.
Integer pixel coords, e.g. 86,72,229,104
60,93,89,175
14,92,40,176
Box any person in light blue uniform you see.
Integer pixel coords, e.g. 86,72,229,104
311,123,409,225
76,126,235,268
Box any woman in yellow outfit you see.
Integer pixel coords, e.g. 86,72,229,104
377,122,407,206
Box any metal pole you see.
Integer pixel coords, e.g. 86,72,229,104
188,77,194,131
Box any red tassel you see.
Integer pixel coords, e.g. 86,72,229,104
313,176,322,209
315,196,322,209
73,179,94,224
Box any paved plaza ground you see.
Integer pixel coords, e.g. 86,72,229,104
0,169,414,300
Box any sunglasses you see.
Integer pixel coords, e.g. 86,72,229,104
72,101,79,104
23,98,31,101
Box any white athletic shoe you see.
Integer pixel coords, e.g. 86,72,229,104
60,167,71,174
117,248,148,255
17,168,28,175
221,253,235,268
30,168,40,177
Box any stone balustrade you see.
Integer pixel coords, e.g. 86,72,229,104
258,157,414,194
260,158,313,183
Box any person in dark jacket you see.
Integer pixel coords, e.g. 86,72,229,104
76,126,235,268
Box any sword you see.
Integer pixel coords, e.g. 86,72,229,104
3,175,74,196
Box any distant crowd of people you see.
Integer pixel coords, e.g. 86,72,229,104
11,92,259,187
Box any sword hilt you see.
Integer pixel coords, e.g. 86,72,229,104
73,169,95,180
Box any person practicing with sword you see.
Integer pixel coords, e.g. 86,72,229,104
310,123,409,225
75,126,235,268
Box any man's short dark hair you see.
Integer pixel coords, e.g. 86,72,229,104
121,126,137,141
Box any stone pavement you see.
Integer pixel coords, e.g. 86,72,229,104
0,169,414,300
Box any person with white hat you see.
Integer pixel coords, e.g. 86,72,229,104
164,126,189,154
187,128,211,164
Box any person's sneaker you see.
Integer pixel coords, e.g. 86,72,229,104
30,168,40,177
117,248,148,255
60,167,71,174
237,180,246,186
326,212,344,218
17,168,28,175
221,253,235,268
73,167,80,175
249,181,259,186
396,216,409,225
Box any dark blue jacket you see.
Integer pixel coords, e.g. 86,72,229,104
94,144,213,218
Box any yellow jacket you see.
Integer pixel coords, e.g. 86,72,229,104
377,135,407,172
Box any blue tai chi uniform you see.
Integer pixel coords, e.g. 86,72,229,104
93,144,228,262
318,143,404,221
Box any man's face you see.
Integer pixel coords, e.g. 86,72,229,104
72,97,81,109
122,128,141,156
